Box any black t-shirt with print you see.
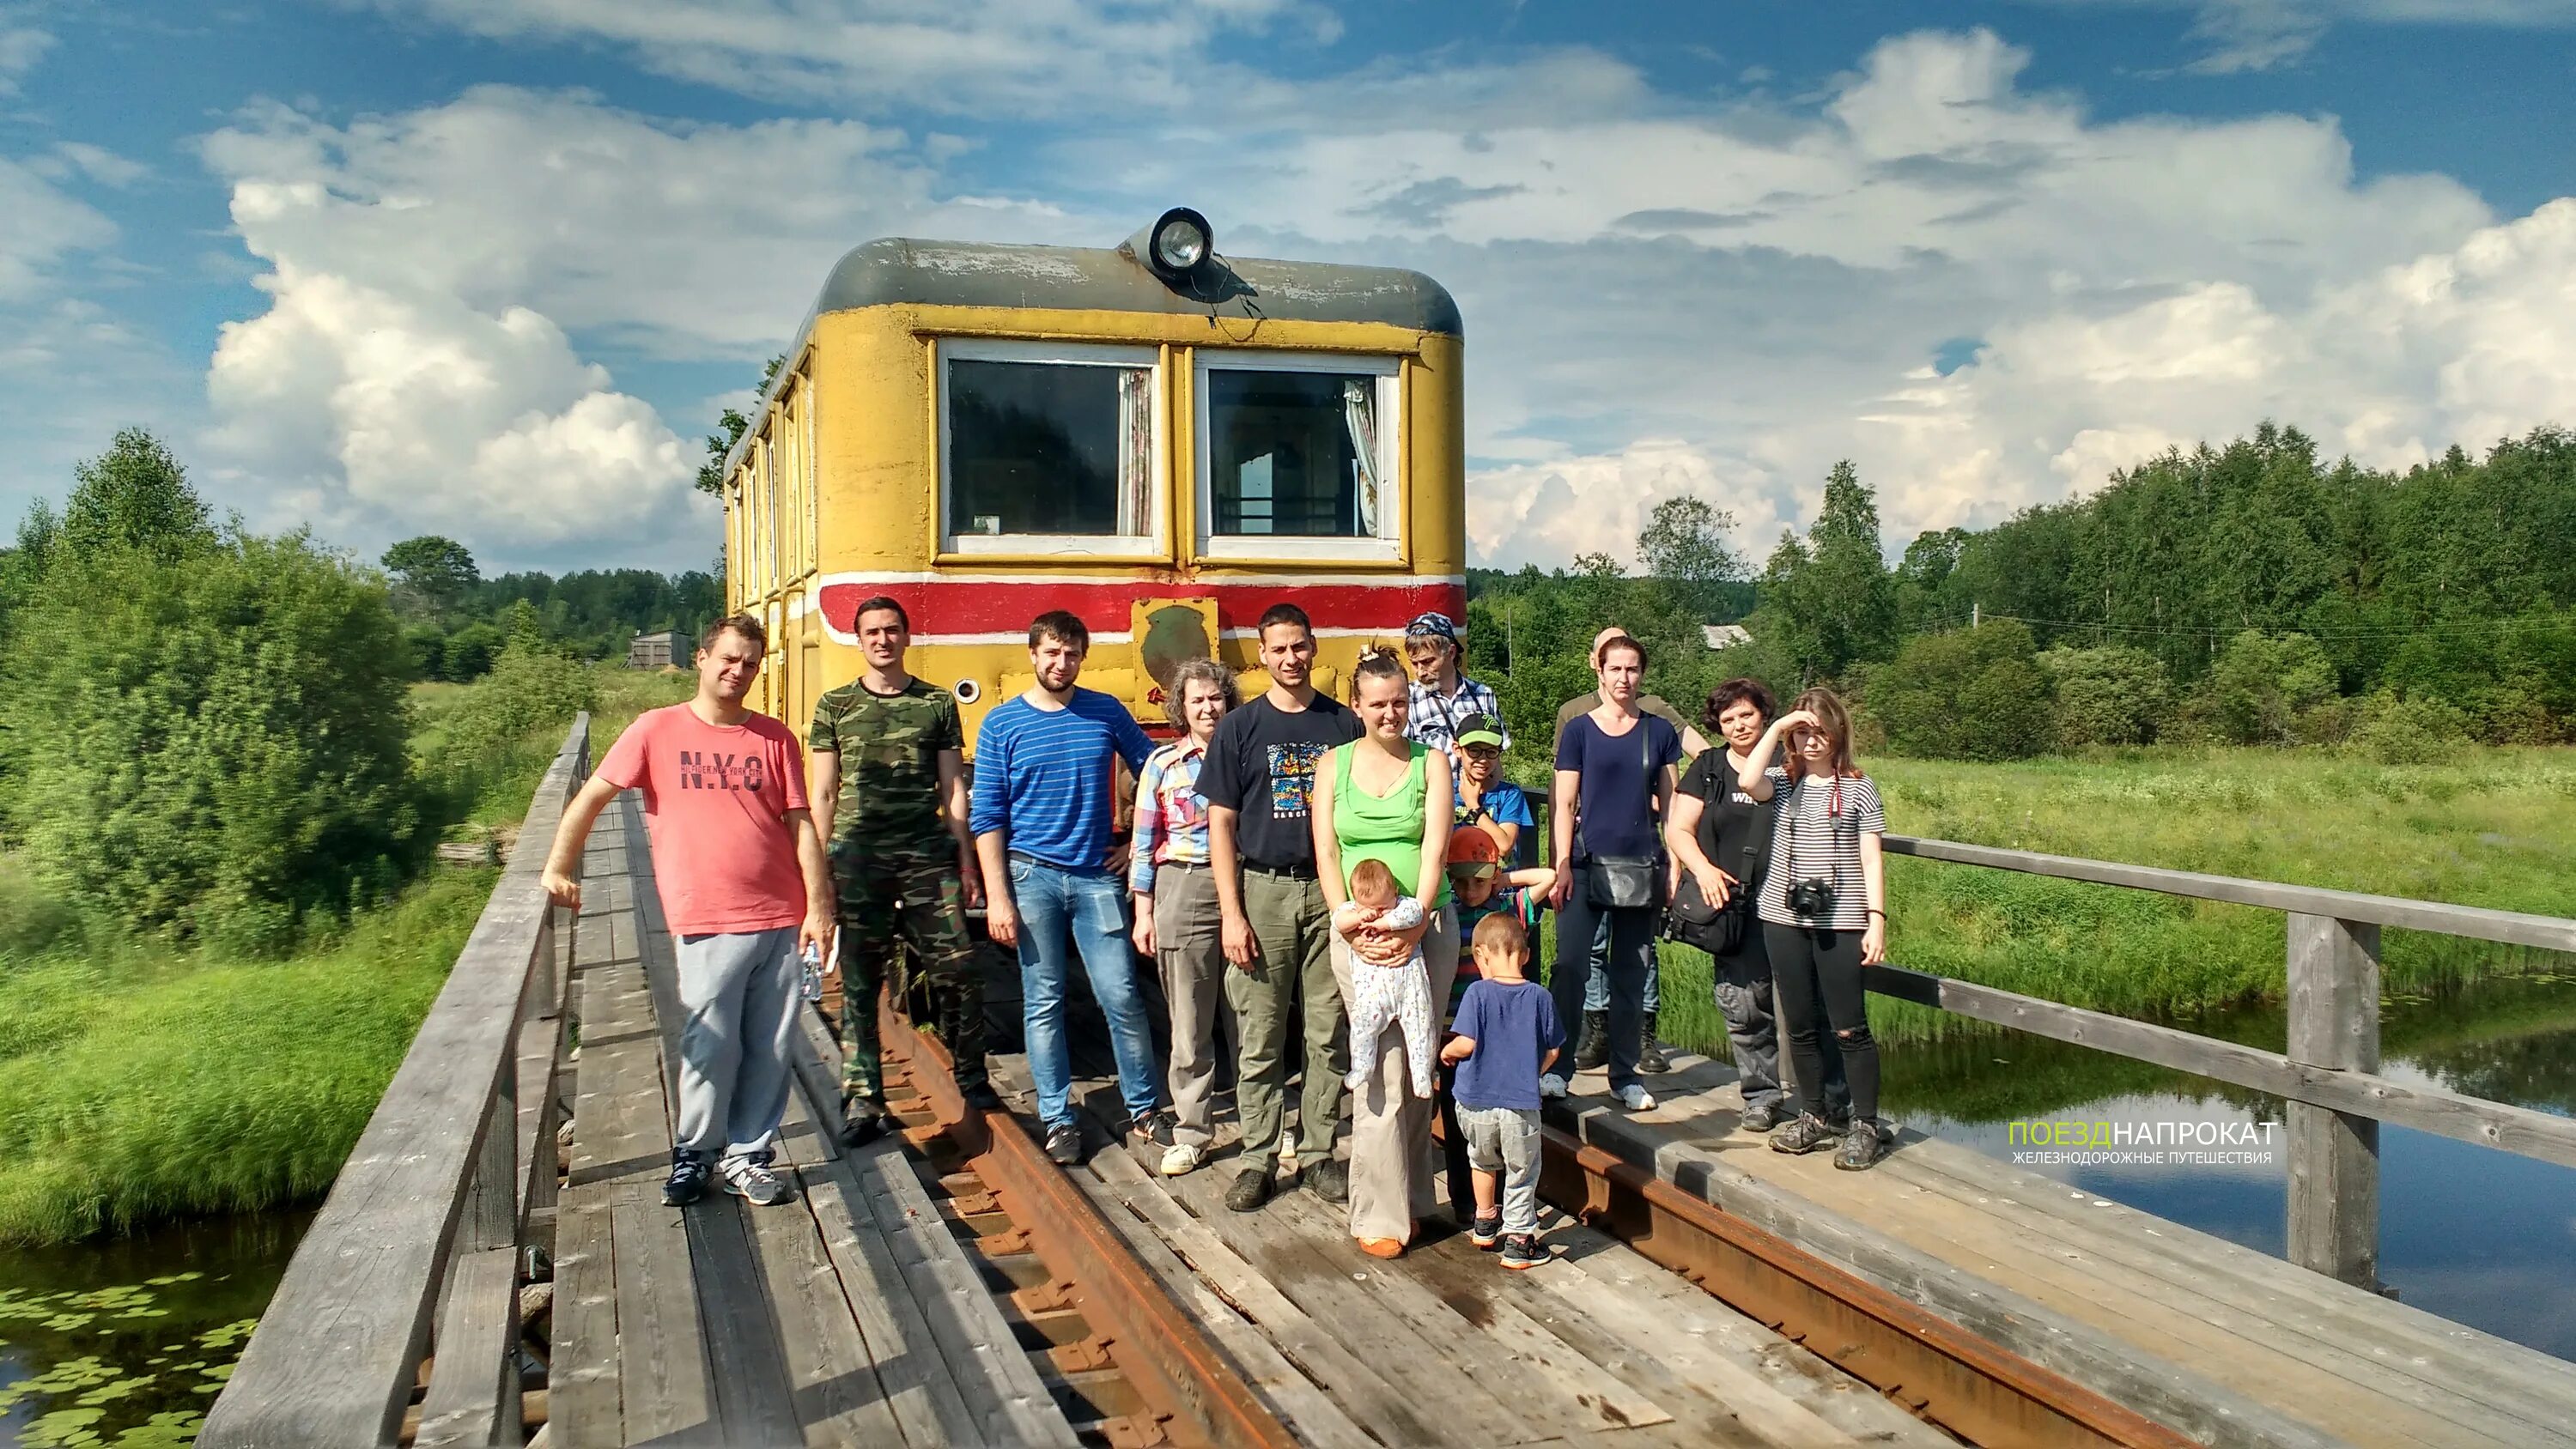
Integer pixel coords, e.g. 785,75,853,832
1680,749,1790,889
1197,694,1362,870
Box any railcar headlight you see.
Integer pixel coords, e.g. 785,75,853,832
1128,207,1215,288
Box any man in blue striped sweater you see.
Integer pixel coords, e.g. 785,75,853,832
971,610,1163,1167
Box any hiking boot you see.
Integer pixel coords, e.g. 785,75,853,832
960,1081,1004,1111
1770,1113,1842,1155
1499,1233,1546,1270
1615,1083,1657,1112
720,1155,794,1206
661,1153,709,1207
1835,1118,1888,1170
1740,1098,1785,1134
1637,1009,1670,1075
1573,1009,1609,1071
1224,1166,1273,1212
841,1093,886,1147
1304,1158,1349,1205
1158,1142,1207,1177
1470,1211,1503,1249
1043,1120,1084,1167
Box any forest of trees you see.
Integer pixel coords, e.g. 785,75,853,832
380,533,722,681
1469,423,2576,766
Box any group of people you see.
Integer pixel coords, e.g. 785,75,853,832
537,594,1896,1270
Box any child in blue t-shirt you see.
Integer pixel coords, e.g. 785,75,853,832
1440,910,1564,1270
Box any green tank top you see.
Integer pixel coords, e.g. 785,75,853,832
1330,741,1449,908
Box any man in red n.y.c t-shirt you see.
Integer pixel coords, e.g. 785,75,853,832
540,615,833,1208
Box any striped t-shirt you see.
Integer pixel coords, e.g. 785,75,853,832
1756,773,1886,931
967,688,1156,870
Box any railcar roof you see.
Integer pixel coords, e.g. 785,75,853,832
820,237,1462,336
720,237,1460,488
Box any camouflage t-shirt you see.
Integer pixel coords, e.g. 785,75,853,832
808,677,963,860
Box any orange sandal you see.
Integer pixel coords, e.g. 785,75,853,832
1358,1237,1406,1259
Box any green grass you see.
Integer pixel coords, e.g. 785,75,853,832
1552,746,2576,1057
0,663,690,1246
0,873,492,1244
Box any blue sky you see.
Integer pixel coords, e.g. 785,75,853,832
4,0,2573,573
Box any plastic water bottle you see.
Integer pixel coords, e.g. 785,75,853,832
799,943,824,1003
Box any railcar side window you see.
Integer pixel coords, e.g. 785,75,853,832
944,357,1155,543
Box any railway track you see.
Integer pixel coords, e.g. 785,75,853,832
876,999,2196,1449
876,1005,1299,1448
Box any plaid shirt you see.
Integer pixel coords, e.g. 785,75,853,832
1406,675,1507,755
1127,738,1212,895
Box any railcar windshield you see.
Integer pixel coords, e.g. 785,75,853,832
1205,369,1381,537
939,340,1159,554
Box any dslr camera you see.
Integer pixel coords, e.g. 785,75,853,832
1786,877,1836,919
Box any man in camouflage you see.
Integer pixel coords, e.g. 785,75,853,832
807,595,998,1142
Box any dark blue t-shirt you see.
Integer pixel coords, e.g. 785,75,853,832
1553,712,1681,861
1451,979,1565,1112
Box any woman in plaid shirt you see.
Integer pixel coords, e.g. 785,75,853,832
1128,658,1242,1175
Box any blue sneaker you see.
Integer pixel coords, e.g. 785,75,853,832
662,1152,709,1206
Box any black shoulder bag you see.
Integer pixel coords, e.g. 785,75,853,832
1583,716,1668,912
1663,759,1753,954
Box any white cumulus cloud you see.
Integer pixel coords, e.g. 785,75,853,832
196,86,1119,565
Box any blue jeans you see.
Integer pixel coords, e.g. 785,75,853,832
1583,912,1658,1013
1553,888,1655,1093
1011,855,1161,1129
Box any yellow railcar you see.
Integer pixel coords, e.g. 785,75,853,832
720,209,1466,750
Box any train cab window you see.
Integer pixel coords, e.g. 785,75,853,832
1197,353,1399,560
939,340,1161,556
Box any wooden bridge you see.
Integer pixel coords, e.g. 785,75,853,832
200,715,2576,1447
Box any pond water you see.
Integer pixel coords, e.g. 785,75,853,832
0,1209,309,1447
1881,966,2576,1361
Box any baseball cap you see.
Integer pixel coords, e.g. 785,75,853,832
1445,828,1501,877
1454,712,1506,749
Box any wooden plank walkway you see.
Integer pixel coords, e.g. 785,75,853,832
1024,1066,1955,1449
1552,1049,2576,1449
550,793,1084,1447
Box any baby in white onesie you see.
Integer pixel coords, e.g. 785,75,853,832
1337,858,1436,1100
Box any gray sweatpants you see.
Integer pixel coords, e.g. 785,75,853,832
674,926,801,1163
1458,1104,1542,1234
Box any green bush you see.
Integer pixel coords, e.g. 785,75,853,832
0,531,421,948
2199,630,2338,744
2039,646,2172,746
419,638,601,822
442,622,503,681
1867,620,2052,760
2350,692,2472,764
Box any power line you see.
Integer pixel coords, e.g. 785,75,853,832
1977,612,2576,643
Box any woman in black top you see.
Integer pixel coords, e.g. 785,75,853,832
1666,680,1847,1133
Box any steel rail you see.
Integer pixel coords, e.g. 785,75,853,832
878,1004,1302,1449
1535,1126,2202,1449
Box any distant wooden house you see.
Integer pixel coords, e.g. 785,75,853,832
628,629,688,670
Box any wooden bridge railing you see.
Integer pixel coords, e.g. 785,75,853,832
202,714,592,1448
1870,834,2576,1292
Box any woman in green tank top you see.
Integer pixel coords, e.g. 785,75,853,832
1310,649,1457,1257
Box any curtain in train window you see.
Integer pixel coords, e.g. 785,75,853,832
1206,370,1382,537
945,359,1155,537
